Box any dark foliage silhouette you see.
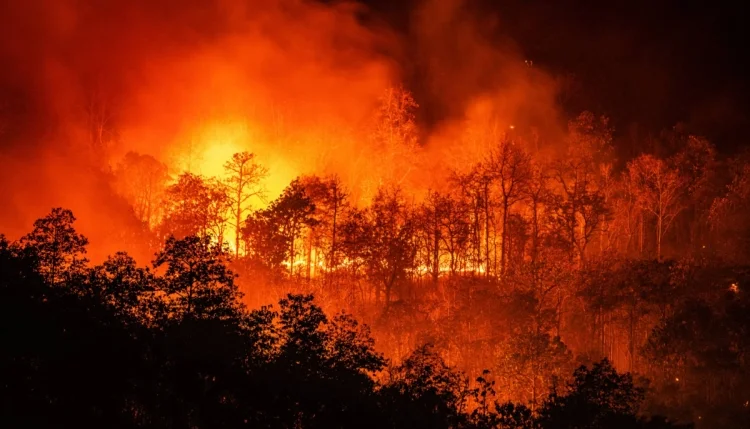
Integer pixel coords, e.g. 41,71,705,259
0,209,691,428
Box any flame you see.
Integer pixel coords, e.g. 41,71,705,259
174,119,297,206
162,118,302,254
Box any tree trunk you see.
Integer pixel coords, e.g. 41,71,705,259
531,199,539,265
289,228,295,277
501,201,509,275
329,201,338,285
432,215,440,284
484,183,491,277
657,213,663,261
305,237,312,283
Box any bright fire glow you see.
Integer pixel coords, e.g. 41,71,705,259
165,119,302,253
174,119,298,207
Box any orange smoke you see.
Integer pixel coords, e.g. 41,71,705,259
0,0,564,262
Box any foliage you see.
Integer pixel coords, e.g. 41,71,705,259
243,178,318,275
159,173,230,241
153,234,240,320
113,151,170,227
20,207,89,285
223,151,267,256
0,208,694,429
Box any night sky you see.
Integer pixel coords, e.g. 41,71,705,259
1,0,748,153
362,0,750,152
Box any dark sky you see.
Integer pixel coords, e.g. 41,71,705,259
1,0,748,152
362,0,750,151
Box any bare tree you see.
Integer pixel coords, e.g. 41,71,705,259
416,190,449,284
224,152,267,257
300,175,349,282
371,86,419,186
363,186,416,309
451,169,487,275
549,112,613,264
525,164,550,265
84,85,116,162
486,140,532,275
627,154,685,260
114,152,170,227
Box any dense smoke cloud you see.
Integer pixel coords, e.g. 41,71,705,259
0,0,561,260
412,0,560,130
409,0,562,189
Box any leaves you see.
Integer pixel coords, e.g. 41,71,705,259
153,235,241,321
20,208,89,286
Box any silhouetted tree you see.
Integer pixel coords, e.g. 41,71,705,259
245,178,319,277
486,139,532,275
223,151,267,257
84,251,161,324
20,207,88,286
550,112,613,263
160,173,230,242
538,359,645,429
299,175,350,282
363,186,416,308
627,155,685,260
382,344,468,429
153,235,240,320
114,151,170,227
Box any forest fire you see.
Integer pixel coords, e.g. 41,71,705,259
1,0,749,428
174,119,298,201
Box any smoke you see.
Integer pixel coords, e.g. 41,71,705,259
411,0,563,188
0,0,562,261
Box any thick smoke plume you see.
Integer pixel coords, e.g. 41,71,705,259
0,0,561,261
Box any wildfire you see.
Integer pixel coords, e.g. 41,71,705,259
176,119,297,205
164,118,303,253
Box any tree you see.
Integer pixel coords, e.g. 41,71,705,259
643,275,750,428
538,359,645,429
244,178,318,276
299,175,350,281
362,186,416,308
85,252,159,323
439,192,471,277
223,152,267,257
339,207,372,296
524,164,551,265
2,209,699,429
549,112,613,264
709,159,750,262
416,190,449,284
486,139,532,275
381,344,468,429
160,173,230,242
83,85,116,163
20,208,89,286
370,86,419,186
278,293,329,367
627,155,684,260
244,294,387,428
547,185,608,264
451,168,490,275
242,210,289,272
324,311,385,374
467,371,536,429
498,328,572,410
113,151,170,227
152,235,241,320
671,137,717,251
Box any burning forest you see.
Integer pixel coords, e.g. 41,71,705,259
1,0,749,428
